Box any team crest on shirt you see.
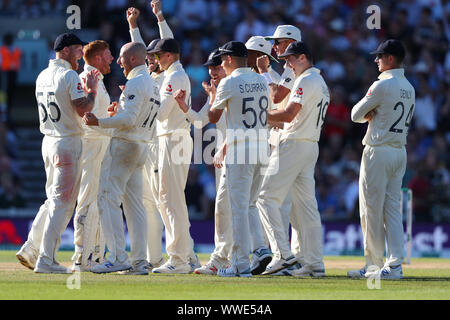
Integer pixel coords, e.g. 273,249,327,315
296,87,303,96
77,83,82,91
367,90,372,96
166,84,173,93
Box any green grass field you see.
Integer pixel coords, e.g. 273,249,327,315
1,250,450,300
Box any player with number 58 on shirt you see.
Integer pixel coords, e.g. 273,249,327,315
16,33,99,274
348,40,415,280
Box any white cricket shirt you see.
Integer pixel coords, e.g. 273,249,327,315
79,64,111,138
351,68,415,148
281,67,330,142
156,60,191,136
98,65,159,143
35,59,86,137
211,67,271,146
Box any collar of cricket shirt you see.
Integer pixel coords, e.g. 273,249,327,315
230,67,252,77
166,60,183,74
84,64,104,80
378,68,404,80
126,64,149,80
50,58,72,70
301,66,320,76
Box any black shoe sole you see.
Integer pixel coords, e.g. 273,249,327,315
251,256,272,275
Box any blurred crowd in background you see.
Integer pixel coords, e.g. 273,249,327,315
0,0,449,223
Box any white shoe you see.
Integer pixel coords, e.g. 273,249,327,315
152,261,191,274
118,260,149,275
146,258,165,272
217,265,252,278
367,265,403,280
291,265,326,277
194,261,221,275
189,254,201,272
72,261,96,272
250,247,272,275
271,263,302,276
16,242,38,270
34,260,72,274
91,260,132,274
347,266,367,278
262,255,297,275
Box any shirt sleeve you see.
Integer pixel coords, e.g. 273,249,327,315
279,66,295,90
99,80,143,128
129,27,145,45
351,80,385,123
158,20,174,39
155,75,178,121
211,80,232,111
186,97,210,128
66,70,85,100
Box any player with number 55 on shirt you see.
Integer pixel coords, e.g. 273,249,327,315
348,40,414,280
16,33,99,274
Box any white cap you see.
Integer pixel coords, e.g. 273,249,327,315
264,25,302,42
245,36,278,62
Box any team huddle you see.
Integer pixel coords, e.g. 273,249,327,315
15,0,415,280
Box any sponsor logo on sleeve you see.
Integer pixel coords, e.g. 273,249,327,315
284,77,291,83
128,94,135,100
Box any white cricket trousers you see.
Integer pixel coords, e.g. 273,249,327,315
73,136,110,265
359,145,406,268
158,133,195,266
29,135,82,265
225,143,267,272
143,140,164,265
98,137,149,264
257,139,324,269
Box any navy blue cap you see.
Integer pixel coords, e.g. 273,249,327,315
204,49,222,66
370,39,405,60
213,41,248,58
146,39,160,52
147,38,180,54
54,33,87,52
278,41,310,58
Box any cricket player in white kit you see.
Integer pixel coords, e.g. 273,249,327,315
72,40,114,272
257,41,328,277
208,41,271,277
147,38,199,274
173,49,232,275
84,42,160,275
126,3,173,270
348,40,414,280
16,33,99,273
259,25,304,264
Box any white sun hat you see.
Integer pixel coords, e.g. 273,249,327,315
264,25,302,42
245,36,278,62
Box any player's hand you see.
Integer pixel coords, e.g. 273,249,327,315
83,112,99,126
214,146,226,169
364,109,377,122
256,55,270,73
203,79,217,101
174,89,189,113
127,7,140,28
107,101,118,117
151,0,162,16
85,70,100,92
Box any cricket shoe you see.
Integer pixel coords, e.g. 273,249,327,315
16,242,38,270
272,263,302,276
189,254,202,273
218,265,252,278
152,261,191,274
34,260,72,274
146,258,165,272
262,255,297,275
366,265,403,280
118,260,149,275
194,261,222,275
72,260,97,272
347,266,367,278
291,265,326,278
91,260,132,274
250,247,272,275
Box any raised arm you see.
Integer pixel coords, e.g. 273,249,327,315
151,0,174,39
127,7,146,45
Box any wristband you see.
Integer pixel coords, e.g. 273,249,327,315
87,89,97,95
155,10,162,16
262,72,274,85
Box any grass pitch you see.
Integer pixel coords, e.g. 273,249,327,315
1,250,450,300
